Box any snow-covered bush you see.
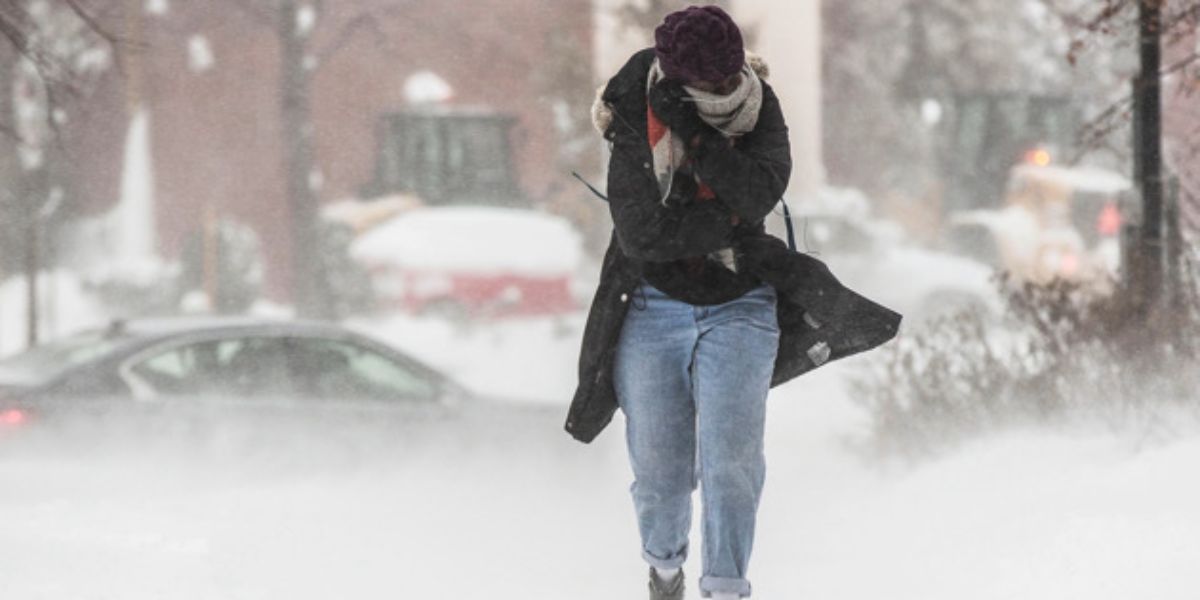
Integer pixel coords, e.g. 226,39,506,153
315,219,375,319
852,264,1200,459
84,258,180,317
177,218,264,314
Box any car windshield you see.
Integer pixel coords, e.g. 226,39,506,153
0,330,128,387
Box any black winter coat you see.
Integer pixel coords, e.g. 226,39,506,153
564,49,902,444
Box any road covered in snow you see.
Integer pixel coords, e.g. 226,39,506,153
1,313,1198,599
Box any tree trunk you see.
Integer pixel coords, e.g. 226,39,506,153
1132,0,1165,313
19,166,48,348
278,0,329,319
24,197,38,348
1165,175,1183,311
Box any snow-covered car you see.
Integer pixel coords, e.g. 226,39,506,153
792,207,1001,328
350,206,585,319
0,316,484,431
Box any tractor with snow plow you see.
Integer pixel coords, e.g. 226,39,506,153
930,92,1131,291
943,160,1130,292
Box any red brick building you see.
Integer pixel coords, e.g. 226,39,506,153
1164,23,1199,238
69,0,594,300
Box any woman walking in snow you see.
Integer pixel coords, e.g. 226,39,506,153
594,7,786,600
565,6,900,600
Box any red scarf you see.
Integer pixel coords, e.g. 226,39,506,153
647,101,717,201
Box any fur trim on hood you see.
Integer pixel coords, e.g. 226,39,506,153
591,50,769,135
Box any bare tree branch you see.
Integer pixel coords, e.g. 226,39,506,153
1073,95,1135,163
0,0,120,146
62,0,118,46
1164,50,1199,78
0,1,35,57
314,12,379,66
1072,49,1198,162
313,2,416,68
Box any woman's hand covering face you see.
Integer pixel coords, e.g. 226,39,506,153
647,79,706,142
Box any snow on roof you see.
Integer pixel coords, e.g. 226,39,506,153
350,206,583,275
1009,164,1132,196
116,315,294,336
404,70,454,105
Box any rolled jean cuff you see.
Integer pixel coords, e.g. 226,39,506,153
642,547,687,570
699,575,751,598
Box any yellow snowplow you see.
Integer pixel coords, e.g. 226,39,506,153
944,159,1130,291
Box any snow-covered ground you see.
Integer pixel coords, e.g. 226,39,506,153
2,312,1198,599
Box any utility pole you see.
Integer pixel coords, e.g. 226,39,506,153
1132,0,1164,313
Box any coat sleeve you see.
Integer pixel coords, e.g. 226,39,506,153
607,140,737,262
691,82,792,225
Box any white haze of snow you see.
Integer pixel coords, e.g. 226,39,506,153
921,98,944,125
350,206,584,275
791,185,872,219
296,4,317,37
144,0,169,16
308,167,325,193
187,35,215,73
2,309,1198,599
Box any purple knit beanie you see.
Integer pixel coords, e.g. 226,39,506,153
654,5,745,83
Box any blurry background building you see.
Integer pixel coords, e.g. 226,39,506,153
61,0,596,301
1164,22,1199,242
4,0,1194,324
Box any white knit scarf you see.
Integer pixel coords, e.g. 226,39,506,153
646,58,763,271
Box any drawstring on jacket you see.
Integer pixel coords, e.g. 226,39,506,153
631,282,648,310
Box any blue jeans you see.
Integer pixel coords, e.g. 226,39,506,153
613,278,780,599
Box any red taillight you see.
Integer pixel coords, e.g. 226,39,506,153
0,409,27,426
1097,203,1122,236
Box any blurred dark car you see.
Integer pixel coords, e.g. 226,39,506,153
0,317,487,435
